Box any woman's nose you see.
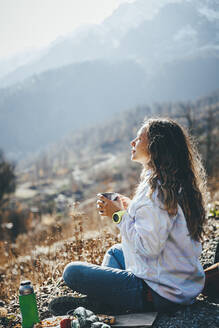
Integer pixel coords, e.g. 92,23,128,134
130,139,135,147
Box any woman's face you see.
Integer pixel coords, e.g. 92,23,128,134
130,126,149,167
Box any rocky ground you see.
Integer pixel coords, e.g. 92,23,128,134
1,277,218,328
0,217,218,328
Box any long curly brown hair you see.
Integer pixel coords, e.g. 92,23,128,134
138,117,207,241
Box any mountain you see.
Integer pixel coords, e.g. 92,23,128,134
0,0,163,86
1,0,219,87
0,59,148,158
0,47,48,83
1,0,219,158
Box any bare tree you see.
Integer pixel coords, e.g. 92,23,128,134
0,150,16,206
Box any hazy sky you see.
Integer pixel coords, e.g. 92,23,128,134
0,0,132,60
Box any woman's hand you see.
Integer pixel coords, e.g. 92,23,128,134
117,194,132,210
96,194,124,218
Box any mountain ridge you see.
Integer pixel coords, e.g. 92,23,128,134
1,0,218,87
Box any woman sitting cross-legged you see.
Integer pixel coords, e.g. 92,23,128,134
49,118,207,316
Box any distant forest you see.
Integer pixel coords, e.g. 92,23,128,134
1,90,218,242
19,89,219,185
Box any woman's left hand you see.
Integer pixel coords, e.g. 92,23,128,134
96,194,123,218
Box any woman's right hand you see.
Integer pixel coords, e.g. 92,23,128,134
117,194,132,210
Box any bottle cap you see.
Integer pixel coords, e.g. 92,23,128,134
19,280,34,295
20,280,31,286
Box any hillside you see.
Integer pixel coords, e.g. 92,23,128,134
11,90,219,225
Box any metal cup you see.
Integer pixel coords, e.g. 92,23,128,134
101,192,118,201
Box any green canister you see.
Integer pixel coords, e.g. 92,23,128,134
19,280,39,328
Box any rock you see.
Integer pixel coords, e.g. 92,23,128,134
0,308,7,318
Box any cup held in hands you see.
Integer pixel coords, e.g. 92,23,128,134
101,192,118,201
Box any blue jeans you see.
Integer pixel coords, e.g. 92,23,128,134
63,243,179,314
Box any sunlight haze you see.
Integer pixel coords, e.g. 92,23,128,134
0,0,132,59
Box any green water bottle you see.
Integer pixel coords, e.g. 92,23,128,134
19,280,39,328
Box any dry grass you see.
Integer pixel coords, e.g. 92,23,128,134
0,205,120,302
0,194,218,326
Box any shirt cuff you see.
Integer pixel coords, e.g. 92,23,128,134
116,211,130,228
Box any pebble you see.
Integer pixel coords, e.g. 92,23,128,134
0,308,7,318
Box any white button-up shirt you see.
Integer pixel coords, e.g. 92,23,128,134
117,176,205,304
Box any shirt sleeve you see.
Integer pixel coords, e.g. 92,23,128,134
117,203,175,258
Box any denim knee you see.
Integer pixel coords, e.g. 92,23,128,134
63,261,84,287
102,243,125,269
106,243,122,256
